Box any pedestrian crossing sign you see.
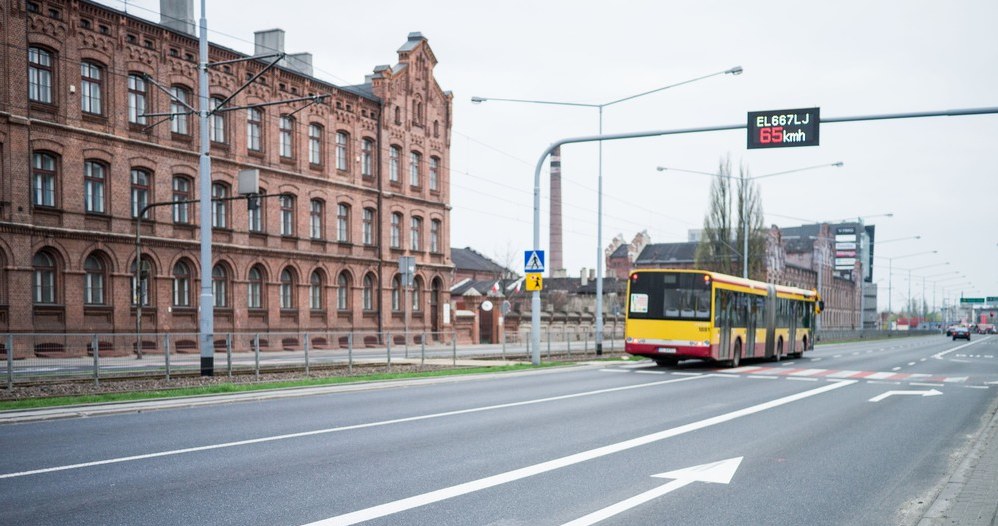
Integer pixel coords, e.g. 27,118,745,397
524,250,545,273
525,273,543,291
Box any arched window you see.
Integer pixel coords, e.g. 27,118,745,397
247,107,263,152
310,199,324,239
131,169,152,218
429,156,440,192
390,212,402,249
389,146,401,183
362,208,375,246
128,73,147,125
212,264,229,308
80,61,103,115
362,274,375,311
84,254,106,305
84,160,106,214
172,176,193,224
336,131,349,171
412,276,423,312
32,152,58,207
410,216,423,251
33,251,57,304
337,272,351,311
280,194,296,236
279,115,295,158
280,268,296,309
337,203,351,242
247,265,265,309
361,139,374,177
170,85,191,135
309,124,323,165
391,275,402,312
430,219,441,253
29,47,54,104
130,257,153,306
409,151,421,187
211,182,230,228
310,270,324,310
209,97,226,143
173,261,192,307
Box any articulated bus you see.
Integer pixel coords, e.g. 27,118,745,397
624,269,819,367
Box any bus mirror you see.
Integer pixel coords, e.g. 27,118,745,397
816,300,824,314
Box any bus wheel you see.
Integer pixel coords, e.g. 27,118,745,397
773,339,783,362
729,340,742,368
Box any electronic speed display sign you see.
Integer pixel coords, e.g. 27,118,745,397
747,107,820,149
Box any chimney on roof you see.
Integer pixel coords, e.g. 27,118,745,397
580,268,588,287
286,52,313,77
160,0,195,36
254,29,285,55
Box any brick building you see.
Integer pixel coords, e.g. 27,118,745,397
0,0,453,348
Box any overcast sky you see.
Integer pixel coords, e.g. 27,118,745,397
106,0,998,312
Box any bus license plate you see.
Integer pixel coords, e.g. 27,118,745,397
657,347,676,354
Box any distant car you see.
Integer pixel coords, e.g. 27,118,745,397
951,326,971,341
945,325,958,336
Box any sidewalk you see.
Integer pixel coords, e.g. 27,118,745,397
918,393,998,525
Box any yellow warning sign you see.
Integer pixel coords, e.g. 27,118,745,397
525,273,543,291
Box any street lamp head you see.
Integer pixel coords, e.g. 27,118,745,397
832,162,844,167
886,213,895,218
726,66,744,75
656,166,667,172
470,96,486,104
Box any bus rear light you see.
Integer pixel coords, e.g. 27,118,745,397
625,337,633,343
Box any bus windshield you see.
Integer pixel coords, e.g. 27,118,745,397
628,271,711,321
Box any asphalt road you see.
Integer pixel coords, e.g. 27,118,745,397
1,335,996,526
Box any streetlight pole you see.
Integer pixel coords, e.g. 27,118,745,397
656,162,844,278
473,65,742,357
883,250,937,315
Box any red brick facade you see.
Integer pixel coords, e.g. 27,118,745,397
0,0,453,339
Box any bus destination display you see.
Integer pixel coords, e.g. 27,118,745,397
747,107,820,149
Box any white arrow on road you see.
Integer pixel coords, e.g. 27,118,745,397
561,457,743,526
869,389,943,402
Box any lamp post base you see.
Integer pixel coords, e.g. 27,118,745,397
200,357,214,377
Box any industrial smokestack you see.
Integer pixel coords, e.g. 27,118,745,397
550,146,564,276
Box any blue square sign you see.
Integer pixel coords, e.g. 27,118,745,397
524,250,545,273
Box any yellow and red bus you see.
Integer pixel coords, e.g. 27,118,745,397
624,269,819,367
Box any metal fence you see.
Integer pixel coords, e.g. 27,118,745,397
1,327,626,387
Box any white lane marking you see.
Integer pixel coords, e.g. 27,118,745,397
599,369,630,374
788,369,825,376
302,380,857,526
908,362,917,366
811,358,823,363
786,377,819,382
865,372,896,380
825,370,861,378
911,382,944,387
635,371,667,375
0,375,714,480
892,367,902,371
746,376,779,380
933,336,993,360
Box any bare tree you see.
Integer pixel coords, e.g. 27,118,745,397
695,154,766,279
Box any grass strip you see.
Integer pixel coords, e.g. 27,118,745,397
0,363,566,411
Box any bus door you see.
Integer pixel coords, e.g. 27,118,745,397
715,289,732,361
788,301,799,355
743,295,756,358
765,286,777,357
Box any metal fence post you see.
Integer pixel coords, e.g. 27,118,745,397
164,333,171,381
565,325,570,355
92,334,100,387
420,332,426,367
304,332,310,376
254,333,260,380
386,332,392,373
452,330,457,366
348,332,354,374
501,330,507,360
547,329,552,360
6,334,13,389
226,333,232,378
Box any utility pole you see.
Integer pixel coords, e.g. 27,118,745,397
141,0,326,375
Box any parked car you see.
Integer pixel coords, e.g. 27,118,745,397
951,325,971,341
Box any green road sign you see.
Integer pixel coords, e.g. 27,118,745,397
960,297,985,304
